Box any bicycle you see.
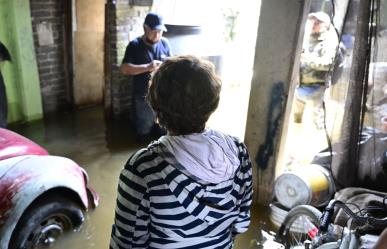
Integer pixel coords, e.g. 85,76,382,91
276,199,387,249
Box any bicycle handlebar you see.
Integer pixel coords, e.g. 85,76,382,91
319,199,387,232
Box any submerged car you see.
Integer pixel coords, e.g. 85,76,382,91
0,128,99,249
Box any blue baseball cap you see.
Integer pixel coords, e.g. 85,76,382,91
144,13,167,31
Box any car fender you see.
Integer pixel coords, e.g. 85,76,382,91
0,128,49,160
0,155,90,248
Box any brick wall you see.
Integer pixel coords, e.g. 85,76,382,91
30,0,152,117
105,0,151,119
30,0,70,114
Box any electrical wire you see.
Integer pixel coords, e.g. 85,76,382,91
344,202,362,214
368,0,381,174
358,0,378,172
323,0,351,184
323,0,382,187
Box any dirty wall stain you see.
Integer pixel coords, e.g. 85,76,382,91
255,82,285,170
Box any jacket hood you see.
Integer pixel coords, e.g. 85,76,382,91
149,129,243,222
157,129,240,184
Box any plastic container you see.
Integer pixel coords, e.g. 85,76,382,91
163,24,224,75
381,116,387,132
274,164,335,209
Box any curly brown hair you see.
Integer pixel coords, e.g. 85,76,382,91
147,55,221,135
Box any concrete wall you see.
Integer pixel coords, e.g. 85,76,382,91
74,0,105,106
0,0,43,123
30,0,71,113
244,0,310,204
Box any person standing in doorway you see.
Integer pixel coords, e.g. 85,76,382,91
293,11,339,129
121,12,172,142
110,55,253,249
0,41,11,128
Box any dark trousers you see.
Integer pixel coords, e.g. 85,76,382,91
0,72,7,128
294,83,325,122
133,94,156,136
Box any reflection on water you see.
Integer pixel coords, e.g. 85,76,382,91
9,106,273,249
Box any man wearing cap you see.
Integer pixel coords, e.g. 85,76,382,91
294,11,339,129
121,12,172,142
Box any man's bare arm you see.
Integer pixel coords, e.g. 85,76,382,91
121,61,161,75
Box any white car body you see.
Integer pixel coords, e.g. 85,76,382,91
0,128,98,249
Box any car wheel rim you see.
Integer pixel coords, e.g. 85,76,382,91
26,214,73,249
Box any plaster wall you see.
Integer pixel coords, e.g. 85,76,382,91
74,0,105,106
0,0,43,123
0,0,21,123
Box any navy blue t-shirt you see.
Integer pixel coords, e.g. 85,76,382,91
122,36,172,96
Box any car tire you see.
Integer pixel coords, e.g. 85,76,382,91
9,196,84,249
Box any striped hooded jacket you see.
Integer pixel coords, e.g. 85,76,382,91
110,132,253,249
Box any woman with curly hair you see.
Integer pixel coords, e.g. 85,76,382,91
110,55,253,249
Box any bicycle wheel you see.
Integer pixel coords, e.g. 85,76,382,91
277,205,322,249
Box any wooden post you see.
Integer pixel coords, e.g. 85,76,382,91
331,0,372,188
244,0,310,205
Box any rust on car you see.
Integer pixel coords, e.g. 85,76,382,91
0,174,32,225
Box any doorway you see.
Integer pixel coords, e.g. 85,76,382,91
153,0,261,138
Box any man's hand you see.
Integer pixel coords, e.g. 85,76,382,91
147,60,162,72
121,60,163,75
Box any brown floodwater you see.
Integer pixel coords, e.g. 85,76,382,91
10,106,276,249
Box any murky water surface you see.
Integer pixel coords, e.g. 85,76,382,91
10,107,275,249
